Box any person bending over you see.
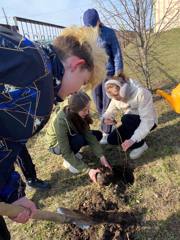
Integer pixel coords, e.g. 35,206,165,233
103,73,157,159
47,91,112,180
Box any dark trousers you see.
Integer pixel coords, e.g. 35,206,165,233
69,130,102,154
16,145,36,181
93,79,112,134
0,216,10,240
108,114,145,150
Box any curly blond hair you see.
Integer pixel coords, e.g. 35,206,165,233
53,26,107,89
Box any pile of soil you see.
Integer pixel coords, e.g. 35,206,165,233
96,165,134,194
66,192,137,240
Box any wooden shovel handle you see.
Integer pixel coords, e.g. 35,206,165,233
0,202,69,224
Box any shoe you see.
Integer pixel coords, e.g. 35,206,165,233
100,133,109,144
75,152,83,160
63,160,80,174
49,144,61,155
129,142,148,159
63,159,70,169
27,178,51,189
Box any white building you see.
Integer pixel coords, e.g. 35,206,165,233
154,0,180,31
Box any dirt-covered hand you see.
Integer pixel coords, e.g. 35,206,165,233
10,197,37,223
121,139,134,151
100,156,112,170
88,169,101,183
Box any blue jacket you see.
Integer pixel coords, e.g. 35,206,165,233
98,25,123,76
0,27,64,203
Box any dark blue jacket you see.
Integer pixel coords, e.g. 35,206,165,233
0,27,64,203
98,25,123,76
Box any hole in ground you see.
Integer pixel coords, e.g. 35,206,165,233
66,192,138,240
96,165,134,193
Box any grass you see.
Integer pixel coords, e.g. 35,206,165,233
6,28,180,239
125,28,180,90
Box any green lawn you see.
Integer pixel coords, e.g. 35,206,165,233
7,28,180,240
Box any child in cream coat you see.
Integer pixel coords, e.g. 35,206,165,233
103,73,157,159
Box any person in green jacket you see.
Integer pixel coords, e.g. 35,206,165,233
46,91,112,182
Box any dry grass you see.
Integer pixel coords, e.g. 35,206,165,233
6,28,180,240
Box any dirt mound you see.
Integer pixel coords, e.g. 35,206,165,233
96,165,134,195
66,192,137,240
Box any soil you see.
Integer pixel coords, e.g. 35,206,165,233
66,192,137,240
96,165,134,195
64,165,136,239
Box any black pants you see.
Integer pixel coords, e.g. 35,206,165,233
0,216,10,240
16,145,36,181
69,130,102,153
108,114,147,150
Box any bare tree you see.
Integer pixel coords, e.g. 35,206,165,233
96,0,180,89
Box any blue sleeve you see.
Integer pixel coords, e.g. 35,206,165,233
0,140,26,203
110,29,123,73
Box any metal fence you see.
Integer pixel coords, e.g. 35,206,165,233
13,16,65,43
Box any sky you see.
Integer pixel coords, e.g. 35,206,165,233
0,0,99,27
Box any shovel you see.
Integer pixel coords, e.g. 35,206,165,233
0,202,94,229
0,203,136,229
57,208,136,226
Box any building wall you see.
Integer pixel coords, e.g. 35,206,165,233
154,0,180,31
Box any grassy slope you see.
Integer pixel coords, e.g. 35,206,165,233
7,29,180,240
125,28,180,90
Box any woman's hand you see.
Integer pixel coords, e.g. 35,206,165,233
10,197,37,223
88,169,101,183
121,139,134,151
100,156,112,170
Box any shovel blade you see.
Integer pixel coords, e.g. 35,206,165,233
57,207,95,229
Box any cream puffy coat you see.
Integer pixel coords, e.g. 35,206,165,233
104,79,158,142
